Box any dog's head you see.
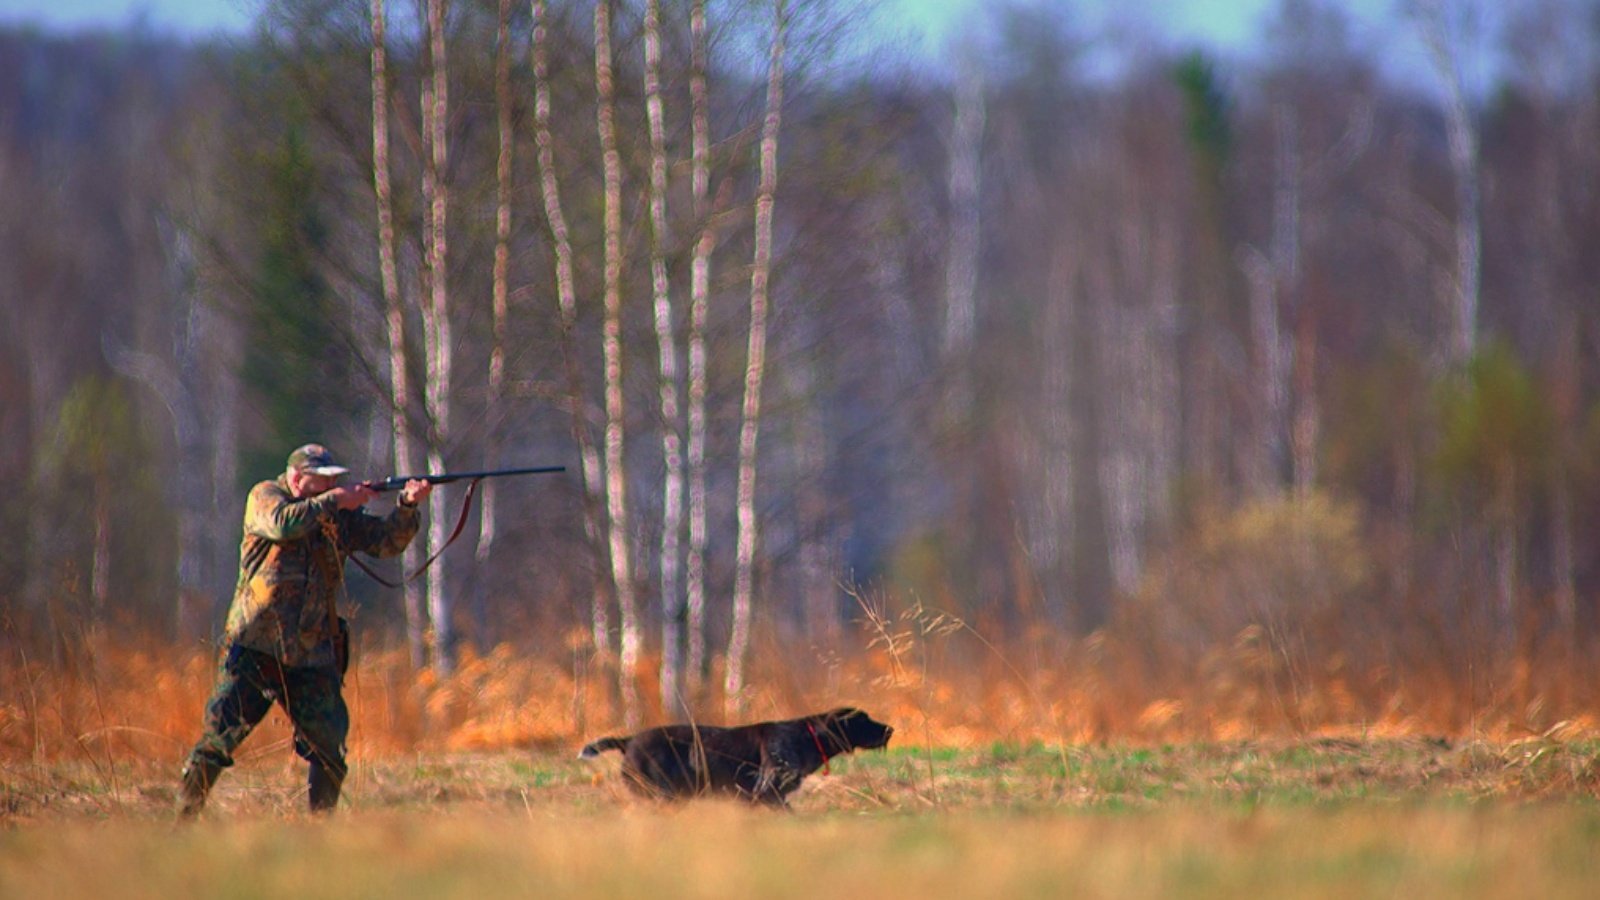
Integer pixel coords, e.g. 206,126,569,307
816,707,893,754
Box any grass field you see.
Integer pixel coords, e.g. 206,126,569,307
6,624,1600,898
5,738,1600,898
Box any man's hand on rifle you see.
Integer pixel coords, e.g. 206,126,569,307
399,479,432,507
327,479,428,511
329,483,378,511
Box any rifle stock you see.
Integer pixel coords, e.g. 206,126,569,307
362,465,566,492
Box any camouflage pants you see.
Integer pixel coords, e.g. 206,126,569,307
183,643,349,789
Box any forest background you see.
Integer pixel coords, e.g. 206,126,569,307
4,0,1600,756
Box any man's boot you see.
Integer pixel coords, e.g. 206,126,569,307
307,761,343,814
178,759,222,820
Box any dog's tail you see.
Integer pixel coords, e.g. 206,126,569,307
578,736,629,759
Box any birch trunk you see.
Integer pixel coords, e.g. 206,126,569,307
644,0,688,718
1069,249,1114,631
370,0,426,669
421,0,455,674
1440,61,1480,368
474,0,515,651
1414,0,1481,366
1271,105,1306,496
1291,311,1319,497
1241,249,1288,498
1552,462,1576,651
92,474,111,621
943,50,983,417
1548,266,1580,658
725,0,786,717
532,0,614,661
1493,462,1518,656
211,363,239,599
1240,105,1298,497
100,270,211,639
685,0,713,691
595,0,641,726
167,229,212,638
788,344,835,644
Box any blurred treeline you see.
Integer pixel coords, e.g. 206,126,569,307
4,0,1600,717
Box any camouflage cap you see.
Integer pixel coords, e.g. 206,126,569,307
287,443,349,477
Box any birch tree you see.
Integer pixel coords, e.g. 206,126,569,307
644,0,689,717
100,227,218,640
532,0,615,663
1409,0,1483,368
943,46,984,418
474,0,516,648
685,0,714,692
1237,107,1295,498
595,0,642,725
420,0,456,674
369,0,427,669
726,0,787,716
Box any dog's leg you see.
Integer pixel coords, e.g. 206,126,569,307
751,742,796,808
760,778,795,809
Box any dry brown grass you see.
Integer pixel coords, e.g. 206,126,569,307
6,803,1600,900
8,577,1600,899
6,655,1600,899
6,729,1600,823
3,601,1599,774
5,742,1600,899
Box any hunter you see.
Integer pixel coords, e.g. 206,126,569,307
178,443,431,817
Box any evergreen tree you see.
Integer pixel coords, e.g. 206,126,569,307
239,117,357,480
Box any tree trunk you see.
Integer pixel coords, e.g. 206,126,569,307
645,0,688,719
370,0,426,670
1413,0,1481,367
726,0,786,718
101,316,209,639
1238,106,1298,497
421,0,455,675
1441,72,1480,368
1271,107,1300,494
1069,251,1113,632
788,342,835,644
532,0,614,664
91,470,111,622
209,321,240,617
685,0,714,693
1552,465,1576,651
1291,310,1319,498
1493,460,1518,657
473,0,515,653
595,0,642,727
943,50,984,418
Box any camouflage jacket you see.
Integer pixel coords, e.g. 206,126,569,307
222,476,421,668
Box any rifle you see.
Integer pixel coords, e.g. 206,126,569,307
349,464,566,588
361,465,566,492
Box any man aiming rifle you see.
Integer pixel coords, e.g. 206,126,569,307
177,444,563,818
177,443,432,818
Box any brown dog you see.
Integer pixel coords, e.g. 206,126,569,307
579,707,893,806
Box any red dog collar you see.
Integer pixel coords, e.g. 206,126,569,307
805,722,830,775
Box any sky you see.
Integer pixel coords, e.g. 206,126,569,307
0,0,253,35
0,0,1446,91
0,0,1393,52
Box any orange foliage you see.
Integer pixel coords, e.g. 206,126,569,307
4,607,1599,769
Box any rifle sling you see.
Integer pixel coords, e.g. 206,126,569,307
348,476,484,588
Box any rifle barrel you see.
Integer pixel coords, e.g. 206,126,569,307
368,465,566,490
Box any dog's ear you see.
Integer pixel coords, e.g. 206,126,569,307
822,708,875,745
837,710,893,751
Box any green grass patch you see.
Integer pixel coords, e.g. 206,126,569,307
5,738,1600,897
